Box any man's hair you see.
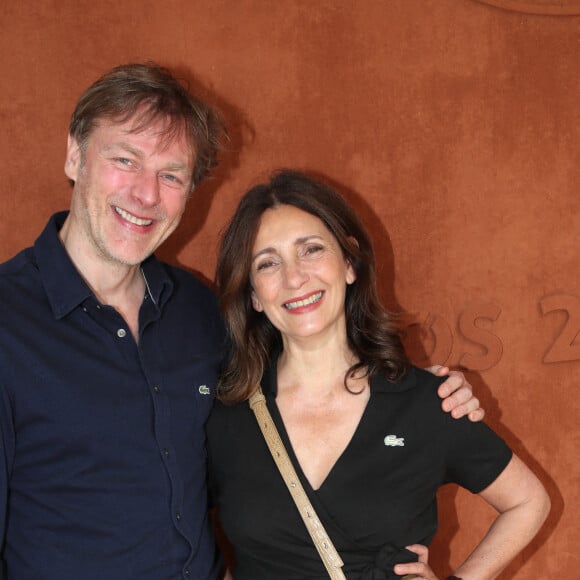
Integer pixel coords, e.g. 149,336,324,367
215,169,409,403
69,62,225,188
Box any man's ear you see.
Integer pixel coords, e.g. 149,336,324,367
64,135,82,182
251,290,263,312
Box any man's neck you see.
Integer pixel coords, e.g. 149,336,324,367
59,215,146,340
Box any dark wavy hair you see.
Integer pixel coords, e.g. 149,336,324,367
215,170,408,403
69,62,225,188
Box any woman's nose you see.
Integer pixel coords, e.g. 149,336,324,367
283,261,309,287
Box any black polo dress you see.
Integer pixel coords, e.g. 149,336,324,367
206,364,512,580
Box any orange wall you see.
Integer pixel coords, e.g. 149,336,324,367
1,1,578,576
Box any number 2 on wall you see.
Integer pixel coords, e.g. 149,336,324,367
540,294,580,363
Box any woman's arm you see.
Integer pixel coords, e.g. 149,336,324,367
450,454,550,579
394,454,549,580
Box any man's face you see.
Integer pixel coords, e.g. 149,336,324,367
64,116,195,267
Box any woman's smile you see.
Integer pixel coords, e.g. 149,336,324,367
283,290,324,311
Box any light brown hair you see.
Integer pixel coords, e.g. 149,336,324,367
69,62,225,188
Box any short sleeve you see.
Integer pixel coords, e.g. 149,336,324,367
442,414,512,494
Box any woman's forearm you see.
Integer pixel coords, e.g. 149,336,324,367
452,455,550,579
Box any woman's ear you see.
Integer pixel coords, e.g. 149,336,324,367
251,290,263,312
346,236,359,285
346,261,357,285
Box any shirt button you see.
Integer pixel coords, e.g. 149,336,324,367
117,328,127,338
184,569,190,576
176,512,181,520
163,448,169,457
153,385,160,393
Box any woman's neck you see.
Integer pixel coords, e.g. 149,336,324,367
276,336,364,399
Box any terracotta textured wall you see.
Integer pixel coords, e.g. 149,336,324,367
1,0,578,576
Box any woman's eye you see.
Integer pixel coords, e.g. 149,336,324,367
256,261,273,271
256,257,281,271
304,245,323,255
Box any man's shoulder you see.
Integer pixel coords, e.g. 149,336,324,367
158,261,218,305
0,246,37,285
0,247,44,339
154,261,224,342
162,261,214,291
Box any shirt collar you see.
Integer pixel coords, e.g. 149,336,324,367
369,365,417,393
140,253,173,308
34,211,173,319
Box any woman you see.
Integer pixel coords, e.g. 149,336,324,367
207,170,549,579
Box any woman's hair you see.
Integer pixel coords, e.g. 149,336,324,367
69,62,225,188
216,170,408,403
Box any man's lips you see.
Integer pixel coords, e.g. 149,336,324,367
114,206,154,227
283,291,323,310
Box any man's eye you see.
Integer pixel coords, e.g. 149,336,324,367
162,174,177,182
115,157,132,166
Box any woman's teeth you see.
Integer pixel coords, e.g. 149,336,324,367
284,291,323,310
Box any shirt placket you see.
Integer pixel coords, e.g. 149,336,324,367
80,295,195,578
138,294,196,579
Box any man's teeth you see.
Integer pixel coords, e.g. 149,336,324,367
115,207,153,226
284,291,323,310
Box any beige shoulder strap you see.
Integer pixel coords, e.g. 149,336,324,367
249,387,346,580
248,387,419,580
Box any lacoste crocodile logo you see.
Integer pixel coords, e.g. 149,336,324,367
198,385,210,395
384,434,405,447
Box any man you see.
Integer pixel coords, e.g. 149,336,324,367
0,63,482,579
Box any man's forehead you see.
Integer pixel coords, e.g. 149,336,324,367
93,115,196,160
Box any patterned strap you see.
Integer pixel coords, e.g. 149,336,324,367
249,387,346,579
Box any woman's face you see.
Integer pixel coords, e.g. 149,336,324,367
249,204,356,345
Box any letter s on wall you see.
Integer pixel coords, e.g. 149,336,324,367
458,303,503,371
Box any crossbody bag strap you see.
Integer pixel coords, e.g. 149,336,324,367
249,387,346,580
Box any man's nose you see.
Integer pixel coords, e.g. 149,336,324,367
132,170,161,206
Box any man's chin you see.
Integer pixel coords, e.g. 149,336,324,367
102,248,154,268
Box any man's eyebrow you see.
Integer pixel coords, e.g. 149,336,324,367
103,142,143,157
161,162,190,172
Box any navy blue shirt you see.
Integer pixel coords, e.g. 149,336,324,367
0,212,225,579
